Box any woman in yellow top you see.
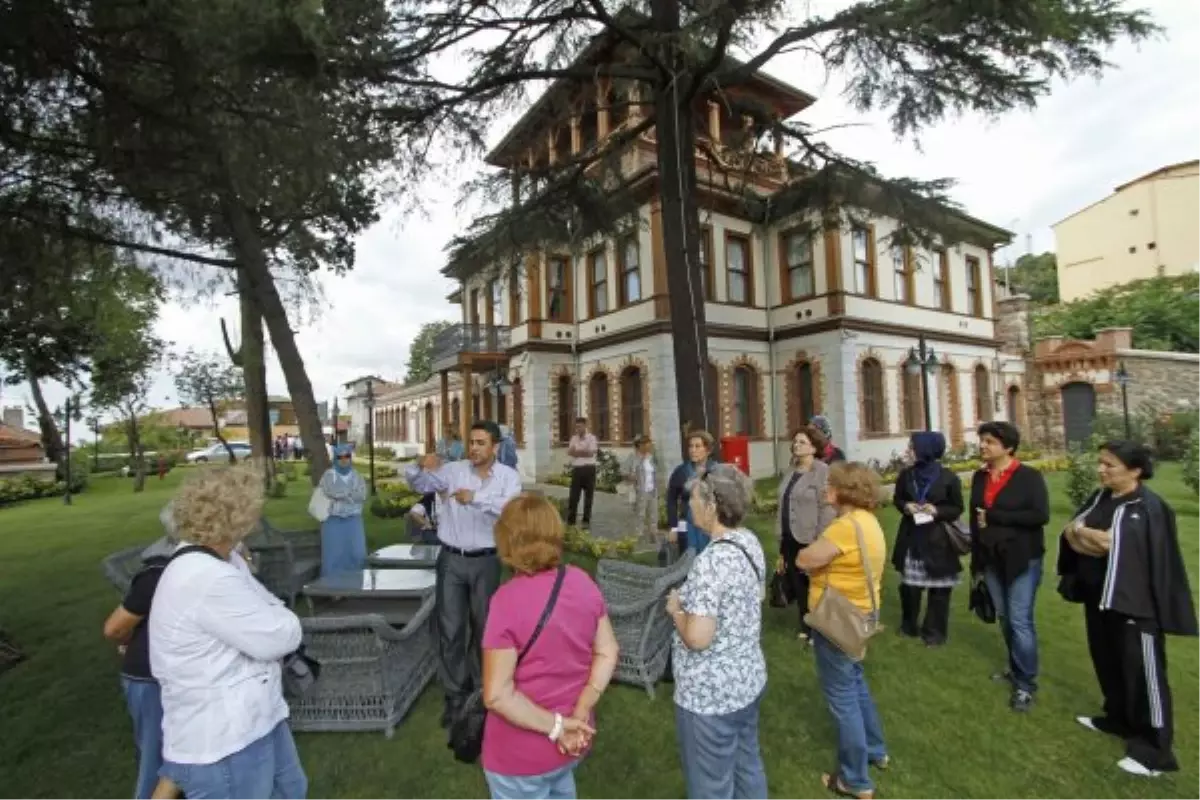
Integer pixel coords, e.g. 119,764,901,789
796,462,888,800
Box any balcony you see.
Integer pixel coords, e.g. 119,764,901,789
430,323,511,373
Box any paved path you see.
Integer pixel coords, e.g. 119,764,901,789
526,482,643,543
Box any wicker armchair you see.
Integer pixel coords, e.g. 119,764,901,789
245,518,322,606
597,551,694,697
102,544,153,594
288,593,437,738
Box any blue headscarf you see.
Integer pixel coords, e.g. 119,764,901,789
909,431,946,502
333,443,354,475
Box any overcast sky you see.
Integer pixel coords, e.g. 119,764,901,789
5,0,1197,438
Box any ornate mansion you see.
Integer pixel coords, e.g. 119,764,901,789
362,36,1025,480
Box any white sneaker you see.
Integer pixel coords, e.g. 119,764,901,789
1117,756,1161,777
1076,716,1100,732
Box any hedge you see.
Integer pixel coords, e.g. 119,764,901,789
0,469,89,508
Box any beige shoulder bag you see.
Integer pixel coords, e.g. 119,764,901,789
803,516,881,661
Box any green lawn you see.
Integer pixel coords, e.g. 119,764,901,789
1,467,1196,798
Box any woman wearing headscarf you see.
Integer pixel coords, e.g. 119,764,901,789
890,432,963,646
666,430,720,556
1057,441,1197,777
317,444,369,577
808,415,845,464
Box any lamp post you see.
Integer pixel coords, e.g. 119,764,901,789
365,379,377,496
330,396,340,445
904,334,939,431
89,415,100,471
63,397,72,506
486,370,512,422
1114,361,1132,439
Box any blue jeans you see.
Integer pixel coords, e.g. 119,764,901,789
484,762,578,799
812,632,887,794
121,677,164,799
984,557,1042,693
675,692,768,799
161,721,307,799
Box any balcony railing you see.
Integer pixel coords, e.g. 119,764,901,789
430,324,511,372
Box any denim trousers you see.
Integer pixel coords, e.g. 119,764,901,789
121,677,164,799
484,762,579,799
984,557,1043,693
675,692,768,799
161,721,308,799
812,632,888,794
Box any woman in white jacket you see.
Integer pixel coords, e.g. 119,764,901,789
151,464,307,799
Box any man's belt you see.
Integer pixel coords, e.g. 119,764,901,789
440,543,498,558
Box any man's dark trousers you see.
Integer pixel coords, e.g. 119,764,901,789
433,547,501,721
567,465,597,525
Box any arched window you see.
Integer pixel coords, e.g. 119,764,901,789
556,375,573,444
796,361,815,426
400,407,408,441
732,364,760,437
620,367,644,441
860,358,886,434
511,378,524,444
590,372,611,441
974,365,992,423
450,397,461,430
902,368,924,431
1007,384,1021,428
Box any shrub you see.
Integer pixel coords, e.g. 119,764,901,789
369,485,423,518
375,465,398,479
1182,427,1199,494
562,525,638,559
596,450,623,493
0,469,88,507
372,446,396,461
267,477,288,498
1065,440,1099,509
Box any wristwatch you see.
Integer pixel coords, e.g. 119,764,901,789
548,713,564,742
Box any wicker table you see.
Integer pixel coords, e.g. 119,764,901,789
366,544,441,570
302,569,437,626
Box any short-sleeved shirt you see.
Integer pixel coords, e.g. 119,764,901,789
672,528,767,716
481,566,606,777
809,509,886,614
120,558,168,680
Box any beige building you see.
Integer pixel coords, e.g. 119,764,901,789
1053,159,1199,302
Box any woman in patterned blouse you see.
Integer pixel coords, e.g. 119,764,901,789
665,464,767,799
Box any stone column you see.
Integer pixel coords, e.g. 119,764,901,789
440,371,450,435
460,365,473,442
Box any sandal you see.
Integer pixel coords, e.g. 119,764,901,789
821,772,874,799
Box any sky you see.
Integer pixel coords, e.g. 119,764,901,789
4,0,1197,439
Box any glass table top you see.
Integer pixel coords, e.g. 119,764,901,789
303,568,437,597
369,544,441,563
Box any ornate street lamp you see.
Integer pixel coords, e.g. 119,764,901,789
904,334,939,431
1114,361,1132,439
364,379,377,495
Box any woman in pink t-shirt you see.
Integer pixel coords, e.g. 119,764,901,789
481,494,620,799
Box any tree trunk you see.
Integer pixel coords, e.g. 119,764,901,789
24,364,65,468
128,410,146,493
207,395,236,462
235,268,273,483
221,195,330,485
651,0,717,459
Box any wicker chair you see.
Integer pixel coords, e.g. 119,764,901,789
102,544,153,594
288,593,437,738
597,551,695,697
245,518,322,606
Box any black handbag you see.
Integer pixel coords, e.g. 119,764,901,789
768,570,793,608
448,565,566,764
940,519,972,557
969,576,997,624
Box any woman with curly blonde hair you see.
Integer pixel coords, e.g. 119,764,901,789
149,464,307,799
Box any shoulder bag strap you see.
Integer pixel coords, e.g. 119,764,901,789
168,544,224,563
849,516,878,619
517,565,567,664
711,537,762,581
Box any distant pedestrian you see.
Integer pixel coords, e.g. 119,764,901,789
317,444,369,577
808,415,845,464
565,418,598,528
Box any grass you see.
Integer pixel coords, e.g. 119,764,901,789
0,466,1197,798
